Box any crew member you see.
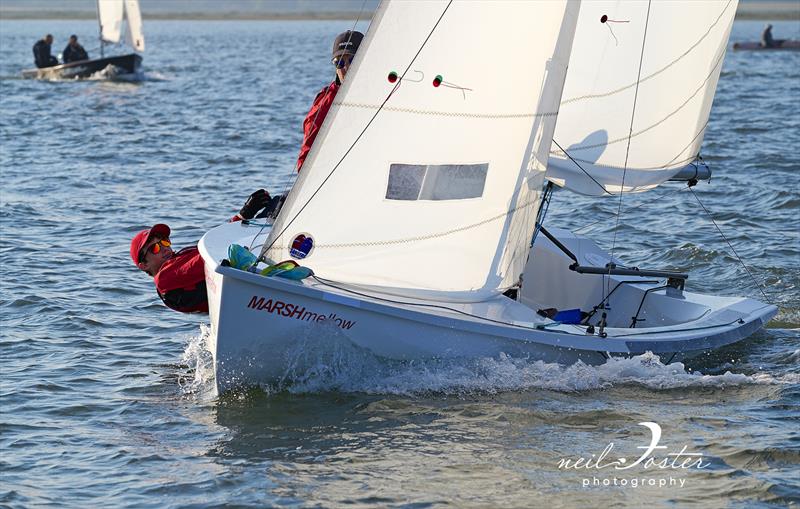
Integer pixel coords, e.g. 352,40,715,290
295,30,364,171
761,24,776,48
131,190,283,313
62,35,89,63
33,34,58,68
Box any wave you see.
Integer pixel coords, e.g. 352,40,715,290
85,67,165,82
179,326,798,399
8,67,170,84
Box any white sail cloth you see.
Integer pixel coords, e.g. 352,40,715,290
97,0,145,51
264,0,579,301
546,0,737,196
97,0,124,44
124,0,145,52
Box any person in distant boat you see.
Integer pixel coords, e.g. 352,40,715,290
761,24,776,48
33,34,58,68
130,190,284,313
62,35,89,63
295,30,364,172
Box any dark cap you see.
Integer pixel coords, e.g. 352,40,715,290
332,30,364,59
130,224,170,265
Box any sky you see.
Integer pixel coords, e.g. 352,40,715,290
1,0,379,15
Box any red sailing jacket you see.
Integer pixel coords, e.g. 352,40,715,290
153,246,208,313
296,81,340,171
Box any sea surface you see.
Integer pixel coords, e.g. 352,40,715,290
1,17,799,509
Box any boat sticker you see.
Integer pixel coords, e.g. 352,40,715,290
290,233,314,259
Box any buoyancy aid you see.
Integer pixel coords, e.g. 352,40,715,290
153,246,208,313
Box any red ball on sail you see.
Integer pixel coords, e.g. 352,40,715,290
388,71,398,83
601,15,608,23
433,75,443,88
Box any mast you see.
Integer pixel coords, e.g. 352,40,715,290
96,0,104,58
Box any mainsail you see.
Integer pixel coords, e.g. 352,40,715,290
97,0,125,44
264,0,579,301
546,0,737,196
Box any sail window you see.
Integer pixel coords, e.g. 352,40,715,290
386,163,488,201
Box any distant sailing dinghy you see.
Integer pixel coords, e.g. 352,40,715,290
733,40,800,51
21,0,144,80
198,0,777,392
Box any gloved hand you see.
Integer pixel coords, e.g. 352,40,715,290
255,194,286,220
238,189,271,220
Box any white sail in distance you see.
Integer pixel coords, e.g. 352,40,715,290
264,0,579,301
124,0,145,52
97,0,124,44
546,0,737,196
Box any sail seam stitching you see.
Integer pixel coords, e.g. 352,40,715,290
332,101,559,119
263,198,538,250
550,50,725,155
557,152,700,172
559,0,732,105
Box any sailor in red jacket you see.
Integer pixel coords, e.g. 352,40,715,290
296,30,364,172
130,190,282,313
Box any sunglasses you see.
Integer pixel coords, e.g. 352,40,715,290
332,55,354,69
141,239,171,261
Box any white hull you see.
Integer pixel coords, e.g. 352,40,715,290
199,222,776,393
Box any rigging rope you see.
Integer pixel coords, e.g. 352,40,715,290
605,0,653,335
610,0,652,263
573,185,691,234
609,0,652,262
551,139,611,195
548,1,732,189
559,0,733,106
686,184,772,303
530,183,554,248
248,1,370,253
551,49,726,157
258,0,455,263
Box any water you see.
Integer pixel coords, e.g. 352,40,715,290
1,18,799,509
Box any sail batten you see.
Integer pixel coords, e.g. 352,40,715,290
546,0,737,196
264,0,578,301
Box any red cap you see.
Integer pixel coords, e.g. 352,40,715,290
130,224,170,265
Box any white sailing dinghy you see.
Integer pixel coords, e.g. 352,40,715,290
22,0,144,80
199,0,776,392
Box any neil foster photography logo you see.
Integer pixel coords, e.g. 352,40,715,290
557,422,710,489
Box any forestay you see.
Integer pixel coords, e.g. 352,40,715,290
124,0,145,52
546,0,737,196
97,0,124,44
264,0,579,301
